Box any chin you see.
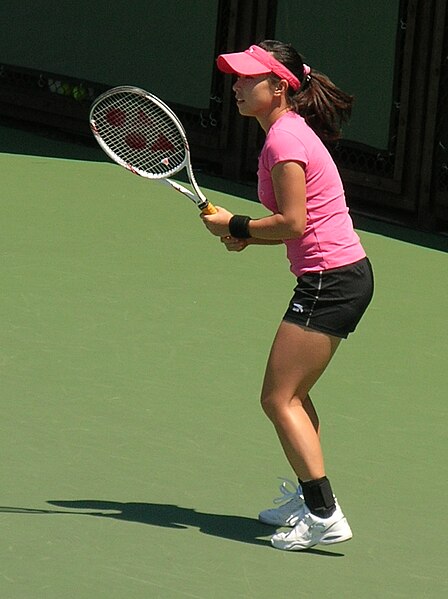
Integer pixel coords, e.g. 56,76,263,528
237,104,251,116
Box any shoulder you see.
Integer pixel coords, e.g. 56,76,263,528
268,111,307,137
262,113,309,169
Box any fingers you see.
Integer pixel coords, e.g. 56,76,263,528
200,206,232,237
220,235,247,252
200,205,222,222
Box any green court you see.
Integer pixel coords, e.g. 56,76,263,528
0,131,447,598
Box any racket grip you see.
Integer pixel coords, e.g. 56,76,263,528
201,202,218,215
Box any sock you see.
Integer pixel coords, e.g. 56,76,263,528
300,476,336,519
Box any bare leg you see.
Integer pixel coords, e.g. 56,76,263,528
260,321,340,481
302,394,320,435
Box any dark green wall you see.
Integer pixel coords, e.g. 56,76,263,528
1,1,400,148
275,0,400,149
0,0,219,108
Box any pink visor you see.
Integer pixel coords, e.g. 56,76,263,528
216,45,301,91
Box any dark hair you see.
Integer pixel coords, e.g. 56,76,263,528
259,40,353,141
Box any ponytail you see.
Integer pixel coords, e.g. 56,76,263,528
259,40,354,142
291,71,353,142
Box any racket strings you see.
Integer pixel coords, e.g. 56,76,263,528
92,91,186,177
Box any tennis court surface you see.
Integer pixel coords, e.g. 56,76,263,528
1,131,447,598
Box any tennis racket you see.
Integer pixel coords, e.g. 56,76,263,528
89,86,217,215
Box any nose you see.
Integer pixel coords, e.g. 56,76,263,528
232,76,242,92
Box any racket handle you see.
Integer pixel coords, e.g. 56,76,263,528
201,202,218,215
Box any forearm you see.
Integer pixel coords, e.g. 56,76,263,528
248,213,304,240
246,237,283,245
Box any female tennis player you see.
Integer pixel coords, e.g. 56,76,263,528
201,40,374,551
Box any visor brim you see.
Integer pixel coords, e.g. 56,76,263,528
216,52,271,77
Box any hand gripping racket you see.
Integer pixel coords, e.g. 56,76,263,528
89,86,217,215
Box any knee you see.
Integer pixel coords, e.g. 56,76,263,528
260,392,289,423
260,392,275,420
260,391,306,423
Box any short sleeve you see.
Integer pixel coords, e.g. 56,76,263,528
263,128,309,172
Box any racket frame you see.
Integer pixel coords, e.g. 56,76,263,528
89,86,216,214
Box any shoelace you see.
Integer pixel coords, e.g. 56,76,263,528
272,478,301,505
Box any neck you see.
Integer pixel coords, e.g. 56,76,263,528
257,104,291,133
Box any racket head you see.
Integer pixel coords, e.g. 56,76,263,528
89,86,188,180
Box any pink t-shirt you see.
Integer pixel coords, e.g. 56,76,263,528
258,111,365,278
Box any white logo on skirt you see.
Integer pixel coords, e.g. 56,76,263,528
292,302,304,313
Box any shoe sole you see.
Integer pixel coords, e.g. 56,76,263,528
271,520,353,551
272,532,353,551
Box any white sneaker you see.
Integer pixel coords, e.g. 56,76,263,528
258,479,305,527
271,504,353,551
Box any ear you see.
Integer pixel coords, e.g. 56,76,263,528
273,78,289,96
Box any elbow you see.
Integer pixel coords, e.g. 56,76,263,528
283,219,305,239
291,225,306,239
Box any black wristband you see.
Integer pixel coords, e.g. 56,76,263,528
229,215,251,238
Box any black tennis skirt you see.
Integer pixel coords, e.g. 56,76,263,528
283,257,374,339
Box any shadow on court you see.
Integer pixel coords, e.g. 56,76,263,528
0,501,344,557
